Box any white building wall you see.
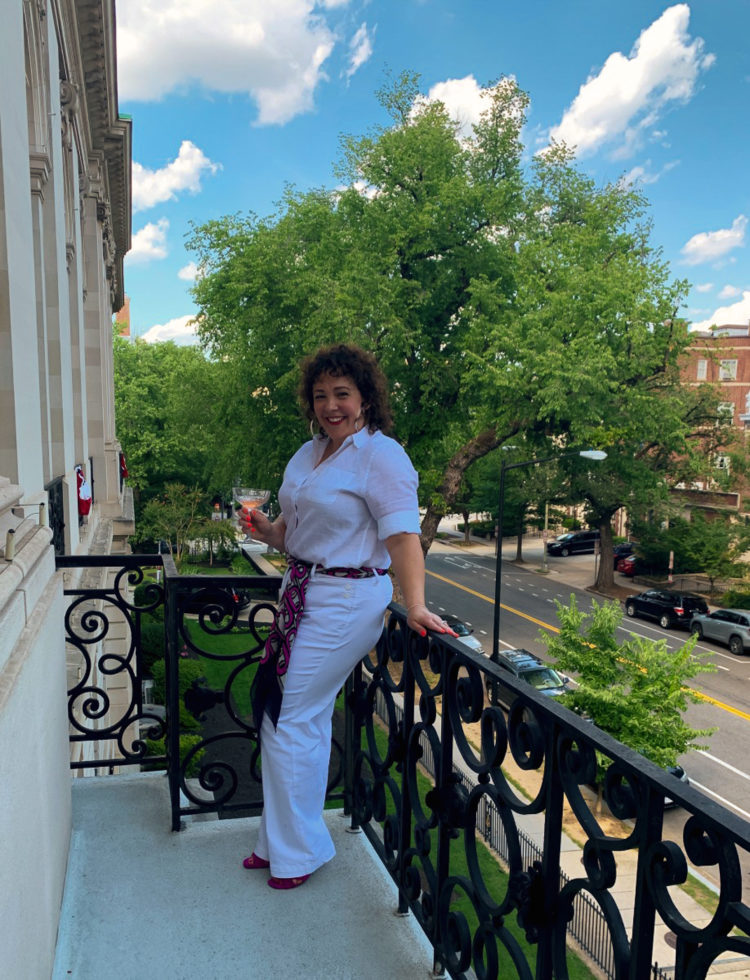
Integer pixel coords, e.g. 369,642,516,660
0,2,132,976
0,1,44,493
0,494,70,980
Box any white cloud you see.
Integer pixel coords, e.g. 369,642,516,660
117,0,340,125
718,284,742,300
620,158,678,185
545,4,713,157
417,75,507,140
178,262,199,282
140,315,199,345
126,219,170,263
133,141,220,212
681,215,747,266
345,23,374,79
689,291,750,331
695,282,714,293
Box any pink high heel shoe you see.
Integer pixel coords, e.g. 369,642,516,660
242,853,270,870
267,874,310,890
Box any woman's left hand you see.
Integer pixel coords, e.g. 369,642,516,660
406,603,459,639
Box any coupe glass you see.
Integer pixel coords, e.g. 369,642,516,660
233,487,271,541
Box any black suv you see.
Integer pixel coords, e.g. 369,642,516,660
624,590,708,630
546,530,600,557
485,648,569,710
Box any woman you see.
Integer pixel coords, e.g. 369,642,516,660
241,343,455,890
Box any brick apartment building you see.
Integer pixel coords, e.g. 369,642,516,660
684,323,750,430
679,323,750,515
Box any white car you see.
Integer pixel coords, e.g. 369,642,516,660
445,615,484,653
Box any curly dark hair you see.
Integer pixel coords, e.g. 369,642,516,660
299,344,393,434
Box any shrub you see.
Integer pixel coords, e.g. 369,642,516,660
457,520,496,539
143,734,205,778
720,589,750,609
133,580,164,622
140,621,165,674
150,659,204,732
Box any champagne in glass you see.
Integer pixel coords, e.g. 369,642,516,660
233,487,270,541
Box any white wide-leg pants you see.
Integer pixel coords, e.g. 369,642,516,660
254,571,392,878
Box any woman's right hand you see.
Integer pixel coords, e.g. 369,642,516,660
241,510,286,552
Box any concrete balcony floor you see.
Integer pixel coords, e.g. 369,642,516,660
53,773,435,980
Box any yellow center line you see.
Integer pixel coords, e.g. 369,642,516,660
426,569,561,633
426,567,750,722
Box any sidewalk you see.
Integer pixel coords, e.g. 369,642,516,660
436,523,750,978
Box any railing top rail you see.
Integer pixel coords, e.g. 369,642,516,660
56,553,162,568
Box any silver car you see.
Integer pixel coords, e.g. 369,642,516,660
690,608,750,655
445,615,484,653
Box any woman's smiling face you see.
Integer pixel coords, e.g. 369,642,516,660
312,372,365,448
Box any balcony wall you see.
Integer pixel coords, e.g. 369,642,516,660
0,480,71,979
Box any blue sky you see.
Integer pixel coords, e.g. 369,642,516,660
117,1,750,344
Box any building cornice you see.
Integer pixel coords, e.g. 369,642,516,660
52,0,131,309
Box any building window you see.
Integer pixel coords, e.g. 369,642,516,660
715,455,731,472
696,359,708,381
719,359,738,381
45,477,66,556
718,402,734,424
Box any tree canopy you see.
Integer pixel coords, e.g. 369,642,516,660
113,334,224,504
187,72,725,559
544,597,715,771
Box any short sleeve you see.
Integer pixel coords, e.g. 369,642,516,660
362,437,421,540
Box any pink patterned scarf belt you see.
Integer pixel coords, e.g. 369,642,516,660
252,556,388,730
262,556,388,676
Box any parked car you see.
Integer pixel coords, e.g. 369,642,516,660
617,554,638,577
664,764,689,809
182,585,251,616
444,615,484,654
485,648,569,709
612,542,634,569
690,608,750,655
546,530,600,557
624,590,709,630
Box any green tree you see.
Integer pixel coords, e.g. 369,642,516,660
134,483,212,563
113,334,224,506
187,73,724,560
678,511,750,591
543,597,715,772
633,510,750,592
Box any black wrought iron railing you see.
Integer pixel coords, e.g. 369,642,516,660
57,554,750,979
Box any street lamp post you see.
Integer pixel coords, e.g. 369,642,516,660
492,449,607,657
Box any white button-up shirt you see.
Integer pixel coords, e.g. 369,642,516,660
279,428,421,569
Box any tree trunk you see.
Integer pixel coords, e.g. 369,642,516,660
594,517,616,591
515,511,525,562
420,425,517,555
462,509,471,545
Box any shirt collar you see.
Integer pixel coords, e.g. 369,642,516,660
312,427,373,461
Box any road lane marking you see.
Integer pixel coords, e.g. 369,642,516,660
697,751,750,781
426,569,562,633
687,779,750,821
442,555,490,573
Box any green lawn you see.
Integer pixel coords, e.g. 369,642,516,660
184,620,263,718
